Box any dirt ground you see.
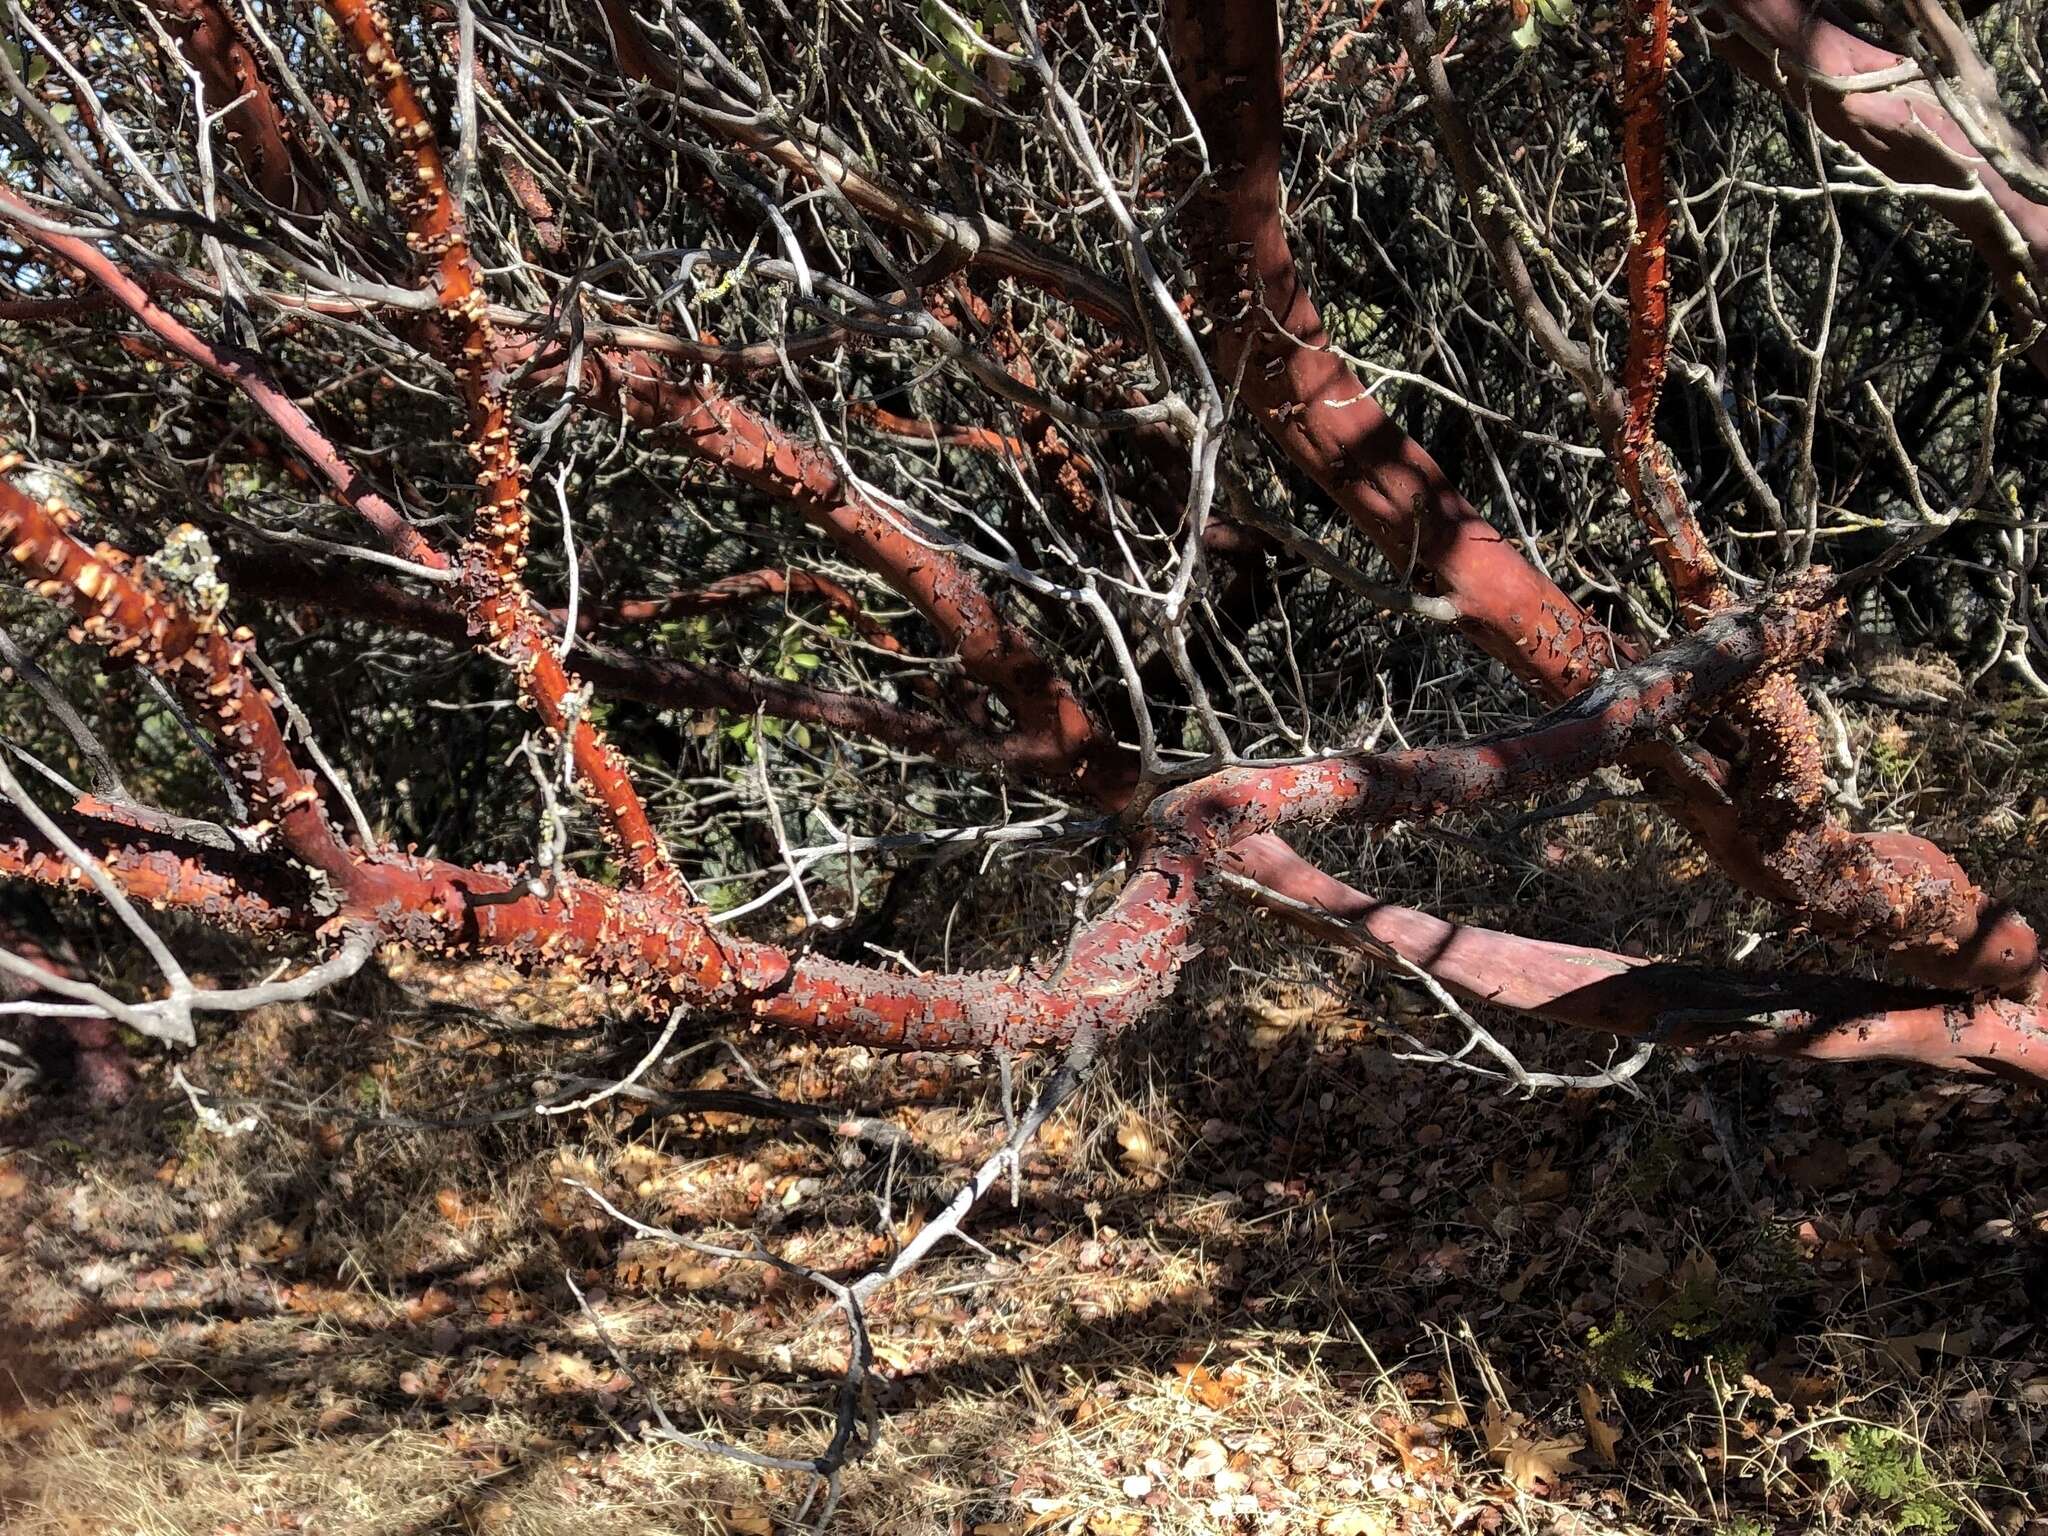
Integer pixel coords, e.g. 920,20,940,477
2,679,2045,1536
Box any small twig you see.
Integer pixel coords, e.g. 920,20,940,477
1384,950,1655,1097
850,1034,1097,1305
535,1007,683,1116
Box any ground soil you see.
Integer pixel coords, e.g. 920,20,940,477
2,680,2044,1535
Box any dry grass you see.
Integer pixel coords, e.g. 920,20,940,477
2,680,2046,1536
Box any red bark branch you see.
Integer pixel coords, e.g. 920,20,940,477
1228,839,2048,1079
1617,0,1727,622
0,804,311,935
1707,0,2048,373
1161,0,2037,995
216,546,1034,769
4,0,2036,1091
0,466,354,881
0,589,1853,1058
589,0,1142,334
535,339,1130,789
8,511,2036,1080
595,567,906,656
0,187,444,569
323,0,684,901
147,0,310,213
847,402,1030,458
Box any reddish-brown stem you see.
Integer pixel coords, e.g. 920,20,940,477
0,591,1856,1057
0,468,353,882
0,186,444,569
1165,2,1615,700
0,803,311,935
589,0,1142,334
147,0,310,213
0,485,755,1001
1616,0,1727,621
0,917,135,1103
217,546,1026,767
595,567,906,655
1228,839,2048,1078
541,340,1130,790
1162,0,2037,995
323,0,683,899
1708,0,2048,375
7,511,2037,1080
847,402,1030,459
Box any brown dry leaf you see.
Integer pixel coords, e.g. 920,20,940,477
0,1405,74,1441
1434,1384,1471,1429
0,1160,27,1200
1173,1359,1244,1410
1499,1253,1552,1303
1324,1512,1389,1536
1577,1382,1622,1465
434,1187,471,1227
1784,1138,1852,1191
1673,1247,1719,1289
1248,1002,1303,1051
1881,1327,1973,1376
1180,1436,1229,1480
871,1336,929,1373
534,1349,600,1393
1385,1418,1450,1483
1116,1111,1168,1173
721,1508,774,1536
1616,1243,1669,1292
1521,1151,1570,1203
535,1189,579,1232
664,1260,724,1290
405,1285,457,1323
1481,1399,1584,1492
